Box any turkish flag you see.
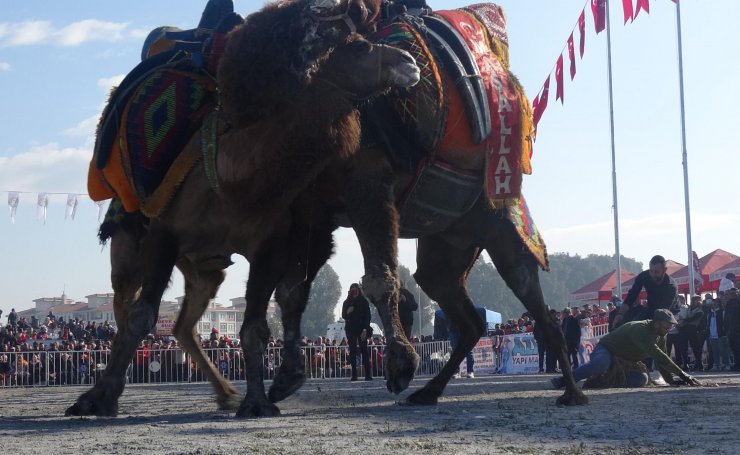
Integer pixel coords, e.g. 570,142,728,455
567,33,576,80
622,0,634,24
635,0,650,18
578,10,586,58
591,0,606,33
533,76,550,131
555,54,564,103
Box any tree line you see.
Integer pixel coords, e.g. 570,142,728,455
269,253,644,339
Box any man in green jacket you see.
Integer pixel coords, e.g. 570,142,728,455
552,309,701,389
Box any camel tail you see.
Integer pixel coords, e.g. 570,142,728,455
98,198,147,245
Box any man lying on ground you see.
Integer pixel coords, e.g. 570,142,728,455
551,309,701,390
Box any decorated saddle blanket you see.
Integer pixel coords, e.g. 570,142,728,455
87,10,241,215
88,63,217,215
369,3,534,207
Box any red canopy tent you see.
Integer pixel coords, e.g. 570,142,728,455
619,259,684,299
709,256,740,281
671,249,739,294
570,269,636,303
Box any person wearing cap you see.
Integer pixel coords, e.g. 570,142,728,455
551,309,701,389
613,255,677,328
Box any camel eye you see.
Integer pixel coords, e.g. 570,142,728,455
349,38,373,55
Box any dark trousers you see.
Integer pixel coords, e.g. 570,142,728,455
567,344,580,369
678,325,703,370
666,332,680,364
346,330,371,379
729,334,740,370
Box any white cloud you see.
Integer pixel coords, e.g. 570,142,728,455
56,19,129,46
97,74,125,90
0,61,10,71
0,19,134,47
63,114,99,138
0,143,91,192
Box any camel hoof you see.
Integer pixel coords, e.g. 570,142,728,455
216,393,243,411
269,371,306,403
555,389,589,407
400,389,438,406
384,340,419,395
65,393,118,417
235,401,281,418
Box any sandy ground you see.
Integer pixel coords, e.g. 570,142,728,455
1,372,738,454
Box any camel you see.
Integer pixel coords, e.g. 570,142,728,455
232,0,588,408
66,0,420,417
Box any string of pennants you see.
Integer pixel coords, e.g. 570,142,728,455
5,191,107,224
532,0,679,138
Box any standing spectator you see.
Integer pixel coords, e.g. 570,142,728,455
8,308,18,331
706,297,730,371
607,299,619,327
666,295,687,365
398,285,418,340
562,308,581,369
677,296,704,371
722,287,740,371
614,255,678,327
719,273,736,293
533,316,549,373
341,283,372,381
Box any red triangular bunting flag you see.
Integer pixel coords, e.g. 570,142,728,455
591,0,606,33
567,33,576,80
533,76,550,131
578,10,586,58
555,54,564,103
622,0,634,24
635,0,650,18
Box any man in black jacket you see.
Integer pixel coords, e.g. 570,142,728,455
705,298,729,371
614,255,677,327
341,283,373,381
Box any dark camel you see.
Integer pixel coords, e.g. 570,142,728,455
234,1,587,407
65,0,420,417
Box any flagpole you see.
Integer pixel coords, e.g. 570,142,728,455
416,238,422,338
605,0,623,294
675,1,695,297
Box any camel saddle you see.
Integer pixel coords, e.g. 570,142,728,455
88,7,242,216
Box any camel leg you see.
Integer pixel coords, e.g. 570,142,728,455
174,259,241,410
269,222,335,403
235,236,291,418
484,216,588,407
405,236,483,405
345,150,418,394
66,228,177,416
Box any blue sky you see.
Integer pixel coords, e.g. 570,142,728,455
1,0,738,318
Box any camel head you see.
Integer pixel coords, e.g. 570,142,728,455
315,33,420,101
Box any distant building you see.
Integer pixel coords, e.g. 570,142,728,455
20,292,275,341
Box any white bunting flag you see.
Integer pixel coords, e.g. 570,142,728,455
95,200,108,222
65,194,79,220
8,192,20,224
37,192,49,224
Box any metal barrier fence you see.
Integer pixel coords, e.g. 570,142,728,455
2,334,733,388
0,341,455,388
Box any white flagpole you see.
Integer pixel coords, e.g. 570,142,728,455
605,0,623,293
675,1,695,297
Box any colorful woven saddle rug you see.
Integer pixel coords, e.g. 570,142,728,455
87,10,240,216
370,3,546,268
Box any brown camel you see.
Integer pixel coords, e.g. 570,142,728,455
65,0,420,417
235,0,587,408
